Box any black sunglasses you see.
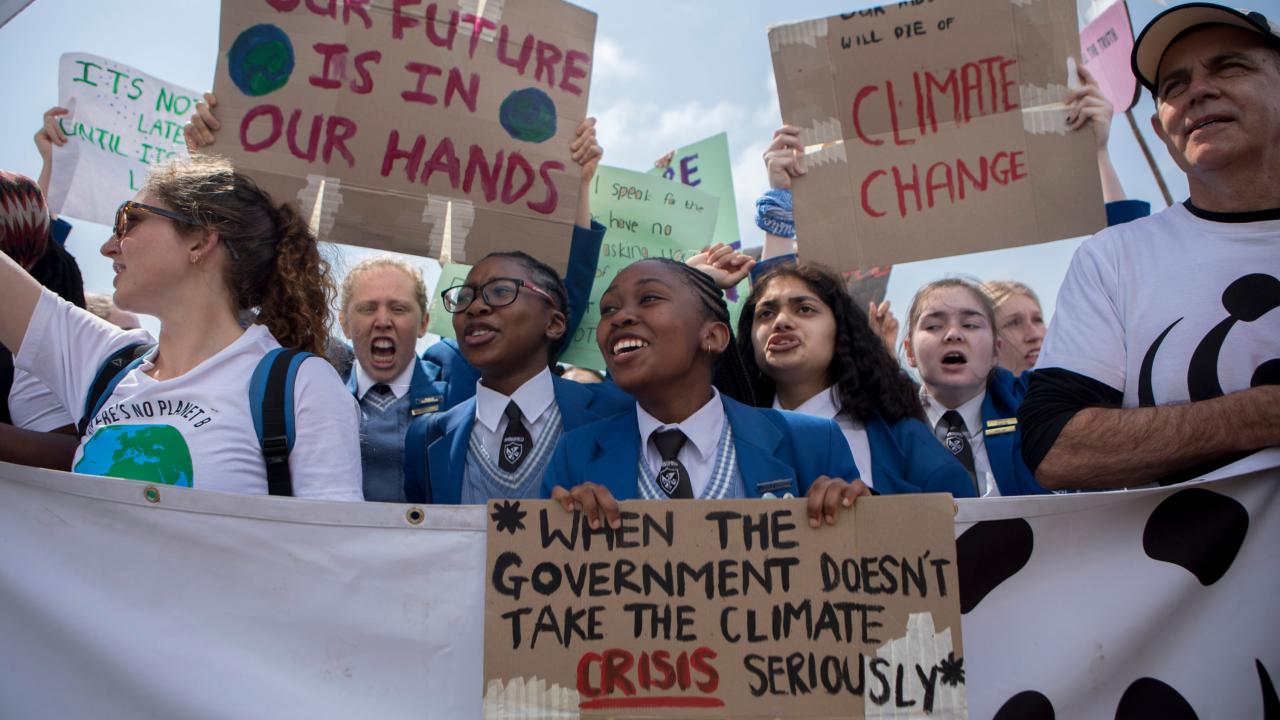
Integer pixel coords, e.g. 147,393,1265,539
441,277,557,313
112,201,239,260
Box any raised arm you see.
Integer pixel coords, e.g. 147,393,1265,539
1068,66,1127,203
0,237,46,355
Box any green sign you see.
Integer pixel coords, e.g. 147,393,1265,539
426,262,473,339
649,131,740,249
559,165,720,370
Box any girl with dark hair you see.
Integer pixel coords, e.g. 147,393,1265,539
402,250,632,504
739,264,975,497
903,278,1047,496
543,258,868,531
0,156,362,499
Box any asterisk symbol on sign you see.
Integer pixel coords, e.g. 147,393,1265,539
491,500,527,534
938,652,965,687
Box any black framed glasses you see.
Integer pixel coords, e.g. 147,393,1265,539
113,201,199,241
441,277,557,313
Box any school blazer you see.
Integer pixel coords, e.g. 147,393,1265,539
344,357,450,418
418,220,607,411
403,375,632,504
981,368,1050,496
541,395,859,501
864,413,978,498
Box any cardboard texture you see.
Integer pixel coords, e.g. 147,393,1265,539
1079,1,1139,113
211,0,597,272
483,496,965,719
769,0,1106,272
557,165,719,371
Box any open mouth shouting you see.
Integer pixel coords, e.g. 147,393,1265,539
462,321,499,347
369,336,398,370
940,350,969,367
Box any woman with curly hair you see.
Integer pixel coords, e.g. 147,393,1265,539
737,263,974,497
0,156,362,499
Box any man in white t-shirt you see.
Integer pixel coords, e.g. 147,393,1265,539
1019,4,1280,489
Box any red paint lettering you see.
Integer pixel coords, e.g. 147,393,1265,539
497,25,534,75
391,0,420,39
425,3,459,50
961,61,984,121
305,0,336,17
1000,58,1019,111
893,164,922,217
351,50,380,94
286,109,322,161
444,68,479,112
577,652,603,698
266,0,300,11
464,12,497,58
956,155,988,199
343,0,372,29
925,160,955,208
924,68,959,133
603,649,636,696
861,169,887,217
691,647,719,693
421,136,460,187
533,40,563,90
1009,150,1027,180
463,145,502,200
381,129,425,181
852,85,883,146
323,115,357,167
885,80,914,146
309,43,347,89
650,650,675,690
526,160,563,215
241,105,282,152
560,49,590,96
502,152,535,203
402,62,443,104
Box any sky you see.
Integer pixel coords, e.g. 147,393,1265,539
2,0,1260,347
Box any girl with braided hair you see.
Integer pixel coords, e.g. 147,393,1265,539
0,156,362,499
543,258,869,531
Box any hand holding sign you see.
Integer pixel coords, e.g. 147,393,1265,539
763,125,806,191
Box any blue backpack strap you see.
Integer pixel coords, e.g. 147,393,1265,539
249,348,311,497
79,343,154,437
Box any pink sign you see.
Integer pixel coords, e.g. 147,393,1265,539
1080,0,1139,112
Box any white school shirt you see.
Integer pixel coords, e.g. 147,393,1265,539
920,388,998,497
636,389,726,498
8,368,74,431
354,358,414,401
16,290,363,500
773,386,874,489
473,367,557,459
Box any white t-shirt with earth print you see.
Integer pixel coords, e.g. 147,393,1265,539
16,290,363,500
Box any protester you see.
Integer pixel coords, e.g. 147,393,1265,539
737,264,975,496
544,258,869,530
337,256,445,502
0,156,362,499
1020,4,1280,489
983,281,1045,376
905,278,1048,496
403,252,632,504
184,96,608,412
85,292,142,330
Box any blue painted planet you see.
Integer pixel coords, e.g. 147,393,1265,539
228,23,295,97
499,88,557,144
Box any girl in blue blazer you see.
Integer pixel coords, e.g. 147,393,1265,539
737,264,975,498
543,258,869,531
403,251,631,504
902,278,1048,497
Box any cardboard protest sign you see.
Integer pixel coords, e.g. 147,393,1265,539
47,53,199,225
1079,0,1139,112
769,0,1106,271
210,0,596,272
483,496,965,718
557,166,719,371
844,265,892,309
648,132,740,250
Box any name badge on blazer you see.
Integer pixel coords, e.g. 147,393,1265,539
757,478,796,498
410,395,444,416
984,417,1017,436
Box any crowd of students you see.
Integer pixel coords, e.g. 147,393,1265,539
1,3,1277,526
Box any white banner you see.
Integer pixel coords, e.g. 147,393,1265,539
47,53,199,225
2,450,1277,718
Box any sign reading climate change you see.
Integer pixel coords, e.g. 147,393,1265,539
47,53,199,225
210,0,596,273
769,0,1106,271
483,497,965,718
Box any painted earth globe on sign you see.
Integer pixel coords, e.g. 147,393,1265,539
227,23,295,97
499,88,557,144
